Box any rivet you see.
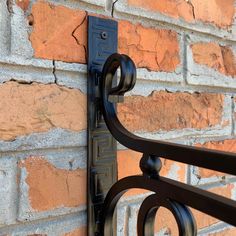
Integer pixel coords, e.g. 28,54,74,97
101,31,108,39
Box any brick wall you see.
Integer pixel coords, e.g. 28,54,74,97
0,0,235,235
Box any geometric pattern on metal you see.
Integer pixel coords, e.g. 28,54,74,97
87,16,118,236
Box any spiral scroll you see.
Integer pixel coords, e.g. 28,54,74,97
98,53,236,235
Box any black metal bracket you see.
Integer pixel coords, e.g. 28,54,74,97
87,16,118,236
87,15,236,236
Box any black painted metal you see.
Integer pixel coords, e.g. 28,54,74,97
88,17,236,236
87,16,118,236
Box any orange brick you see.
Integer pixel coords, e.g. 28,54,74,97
0,82,86,141
192,184,233,229
16,0,30,11
20,157,86,211
128,0,194,22
209,227,236,236
30,1,87,63
117,91,224,132
117,150,186,196
127,0,234,29
64,227,86,236
191,43,236,77
191,0,235,29
118,21,180,72
195,139,236,178
30,1,180,71
154,207,178,236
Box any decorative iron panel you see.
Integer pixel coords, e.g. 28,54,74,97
88,16,236,236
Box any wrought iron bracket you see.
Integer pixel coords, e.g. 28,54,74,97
87,16,118,236
87,15,236,236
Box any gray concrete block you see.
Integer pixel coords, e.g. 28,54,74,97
0,157,18,226
0,1,11,55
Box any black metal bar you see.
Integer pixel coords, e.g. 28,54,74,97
137,194,197,236
100,176,236,235
87,16,118,236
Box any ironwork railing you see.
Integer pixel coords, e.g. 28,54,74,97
98,53,236,235
87,16,236,236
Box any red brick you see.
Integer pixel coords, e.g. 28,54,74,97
117,91,224,132
64,227,86,236
127,0,194,22
117,150,186,196
118,21,180,72
191,0,235,29
30,1,180,71
0,82,86,141
20,157,86,211
30,1,87,63
154,207,178,236
127,0,235,29
195,139,236,178
191,43,236,77
16,0,30,11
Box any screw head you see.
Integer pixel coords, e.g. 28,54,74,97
101,31,108,39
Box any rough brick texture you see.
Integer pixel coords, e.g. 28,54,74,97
19,157,86,211
30,1,87,63
118,91,224,132
127,0,235,29
0,82,86,141
191,42,236,77
0,0,235,235
118,21,180,72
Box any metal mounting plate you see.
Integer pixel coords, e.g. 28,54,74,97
87,16,118,235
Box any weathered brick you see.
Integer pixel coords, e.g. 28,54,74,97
0,82,86,141
117,91,224,132
30,1,87,63
29,1,180,72
127,0,234,29
64,227,86,236
190,0,235,29
154,207,178,236
195,139,236,178
19,156,86,211
16,0,30,11
192,184,233,229
117,150,186,196
127,0,194,22
191,43,236,77
118,21,180,72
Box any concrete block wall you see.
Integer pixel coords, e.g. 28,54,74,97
0,0,235,235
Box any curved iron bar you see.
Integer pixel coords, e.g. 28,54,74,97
100,176,236,235
99,53,236,235
101,53,236,176
137,194,196,236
